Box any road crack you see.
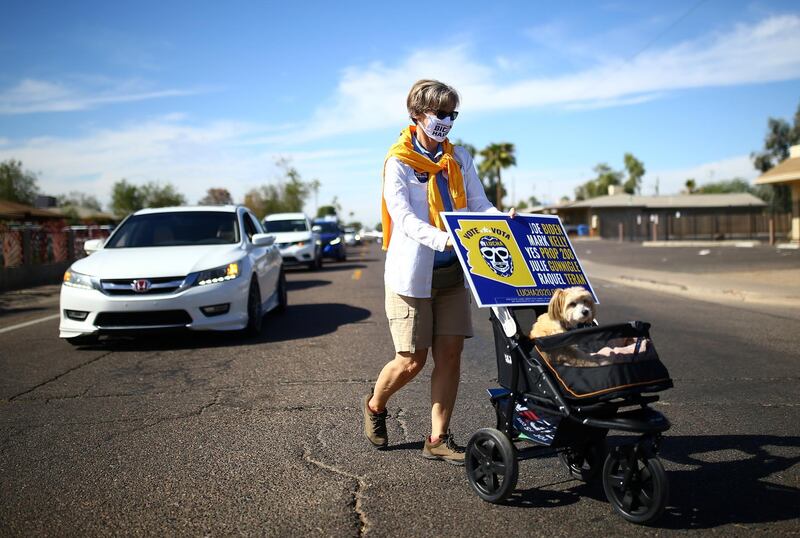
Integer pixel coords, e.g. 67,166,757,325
7,351,114,402
395,407,410,443
302,442,370,537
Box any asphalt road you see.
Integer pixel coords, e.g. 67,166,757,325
572,238,799,273
1,242,798,536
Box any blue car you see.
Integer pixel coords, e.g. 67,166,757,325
312,220,347,262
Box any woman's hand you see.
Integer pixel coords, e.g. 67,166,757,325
508,207,518,219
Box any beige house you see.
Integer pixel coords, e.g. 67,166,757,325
755,144,800,243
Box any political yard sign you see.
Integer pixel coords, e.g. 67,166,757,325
441,212,598,307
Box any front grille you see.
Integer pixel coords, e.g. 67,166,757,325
95,310,192,328
100,276,185,295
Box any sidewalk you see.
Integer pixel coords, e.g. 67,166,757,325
582,258,800,311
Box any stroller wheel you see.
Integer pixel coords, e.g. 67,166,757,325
602,447,668,525
558,439,606,482
465,428,518,503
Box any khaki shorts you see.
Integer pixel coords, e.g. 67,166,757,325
385,284,473,353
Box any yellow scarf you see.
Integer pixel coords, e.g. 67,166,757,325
381,126,467,250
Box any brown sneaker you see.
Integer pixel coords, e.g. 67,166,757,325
422,432,465,465
362,394,388,449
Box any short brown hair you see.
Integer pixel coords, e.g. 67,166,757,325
406,79,460,118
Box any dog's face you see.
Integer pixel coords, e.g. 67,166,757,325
548,287,596,329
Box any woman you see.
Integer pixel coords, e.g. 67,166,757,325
363,79,514,464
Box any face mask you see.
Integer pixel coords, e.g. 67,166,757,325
420,113,453,142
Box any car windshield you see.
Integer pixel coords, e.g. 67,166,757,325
263,219,308,233
105,211,240,248
315,222,340,233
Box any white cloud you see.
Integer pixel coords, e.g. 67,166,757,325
0,78,207,114
0,115,382,223
641,154,760,196
285,15,800,142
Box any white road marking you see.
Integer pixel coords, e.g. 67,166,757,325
0,313,60,334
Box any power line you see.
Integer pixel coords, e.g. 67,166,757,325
627,0,709,62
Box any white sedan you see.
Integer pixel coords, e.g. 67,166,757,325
59,205,286,345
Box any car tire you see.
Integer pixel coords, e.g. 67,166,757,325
275,269,288,313
245,278,263,335
307,251,322,271
65,334,99,346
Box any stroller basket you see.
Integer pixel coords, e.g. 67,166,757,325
494,316,672,402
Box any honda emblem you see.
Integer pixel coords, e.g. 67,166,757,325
132,279,151,293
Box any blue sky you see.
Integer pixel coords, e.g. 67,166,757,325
1,0,799,226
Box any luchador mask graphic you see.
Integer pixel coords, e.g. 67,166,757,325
479,235,513,277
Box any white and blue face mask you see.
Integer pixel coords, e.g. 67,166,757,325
420,113,453,142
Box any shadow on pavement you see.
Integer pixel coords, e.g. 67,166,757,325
286,279,331,291
77,303,371,351
317,262,367,272
655,434,800,529
385,440,424,452
0,305,52,318
482,434,799,530
258,303,371,343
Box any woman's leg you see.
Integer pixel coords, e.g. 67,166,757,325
430,335,464,438
369,348,428,412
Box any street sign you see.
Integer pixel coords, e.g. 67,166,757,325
441,212,597,307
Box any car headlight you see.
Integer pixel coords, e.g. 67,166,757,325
196,262,241,286
329,237,341,245
63,269,96,290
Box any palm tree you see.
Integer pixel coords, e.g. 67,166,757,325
685,178,696,194
478,143,516,210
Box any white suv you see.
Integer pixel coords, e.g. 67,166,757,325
263,212,322,270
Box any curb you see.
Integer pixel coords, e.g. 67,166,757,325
581,260,800,310
642,240,760,248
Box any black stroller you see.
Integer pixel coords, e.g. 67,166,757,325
465,305,673,524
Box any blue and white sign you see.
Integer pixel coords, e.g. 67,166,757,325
441,212,597,307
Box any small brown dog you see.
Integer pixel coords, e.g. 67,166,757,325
529,287,598,367
529,286,596,339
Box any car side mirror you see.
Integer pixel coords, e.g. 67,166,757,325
84,238,104,254
311,225,322,233
252,233,275,247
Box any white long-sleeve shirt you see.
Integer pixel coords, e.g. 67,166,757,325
383,144,500,297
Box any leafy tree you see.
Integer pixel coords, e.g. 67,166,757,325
750,102,799,212
316,205,338,218
111,179,145,216
57,190,102,211
199,188,233,206
110,179,186,216
695,178,755,194
684,179,696,194
575,163,622,200
478,143,516,210
243,159,312,219
141,182,186,208
308,179,321,215
0,159,38,204
623,153,645,194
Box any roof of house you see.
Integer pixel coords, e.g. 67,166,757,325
755,154,800,185
50,206,117,221
0,199,63,219
567,193,766,209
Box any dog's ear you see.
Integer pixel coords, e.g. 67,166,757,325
548,288,565,320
